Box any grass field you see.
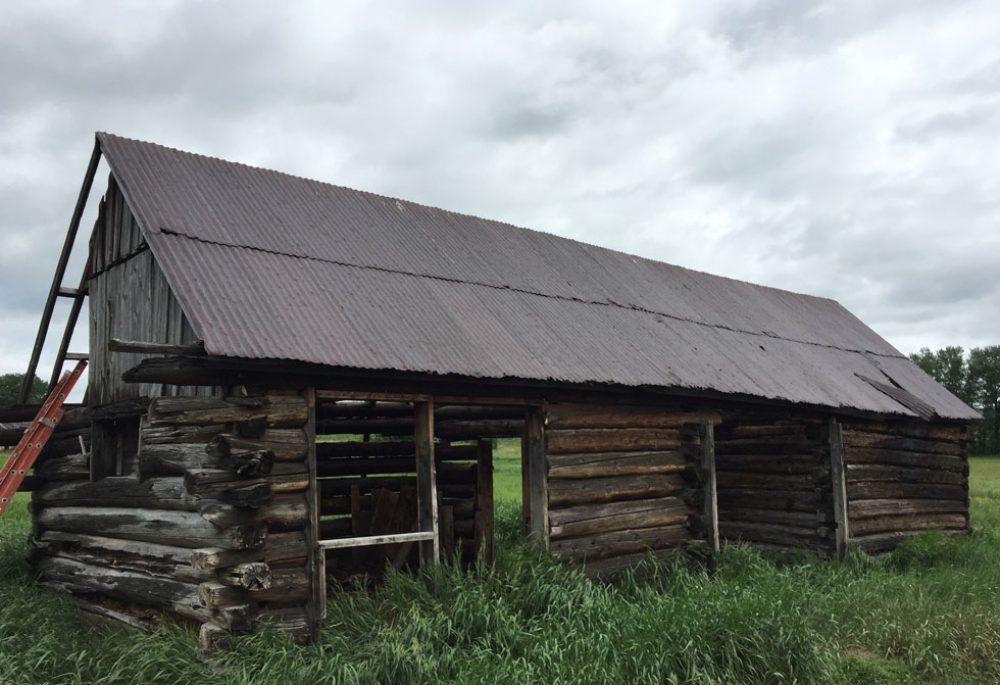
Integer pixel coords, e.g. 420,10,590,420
1,446,999,684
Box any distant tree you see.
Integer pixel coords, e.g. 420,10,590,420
910,346,971,404
968,346,1000,454
0,373,47,406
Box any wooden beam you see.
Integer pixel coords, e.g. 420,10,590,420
109,338,206,356
414,400,439,565
525,405,548,547
22,140,101,402
700,419,720,555
829,417,850,560
317,531,435,550
303,387,324,635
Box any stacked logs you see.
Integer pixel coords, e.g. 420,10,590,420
842,420,970,553
1,405,92,474
715,419,836,557
317,400,524,439
30,392,314,646
544,404,713,578
315,399,495,575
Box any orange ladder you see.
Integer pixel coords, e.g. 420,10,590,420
0,360,87,516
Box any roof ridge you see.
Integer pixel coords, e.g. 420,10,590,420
157,226,905,360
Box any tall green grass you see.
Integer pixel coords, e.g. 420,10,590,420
0,452,998,684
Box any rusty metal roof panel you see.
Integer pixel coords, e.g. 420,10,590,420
95,132,979,421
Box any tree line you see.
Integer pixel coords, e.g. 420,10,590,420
910,345,1000,455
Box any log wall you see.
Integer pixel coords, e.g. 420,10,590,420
714,418,836,556
315,399,496,577
543,404,715,577
841,420,970,553
30,391,316,643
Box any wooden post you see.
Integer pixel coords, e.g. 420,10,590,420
829,417,850,561
414,400,439,565
303,387,325,637
699,418,720,555
475,439,495,564
525,406,548,547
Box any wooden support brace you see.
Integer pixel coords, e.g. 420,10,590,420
829,417,850,560
525,405,548,547
699,419,720,555
414,400,440,565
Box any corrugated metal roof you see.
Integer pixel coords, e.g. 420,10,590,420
95,132,978,421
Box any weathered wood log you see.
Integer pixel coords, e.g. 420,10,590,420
718,521,834,548
36,555,210,623
545,404,719,430
148,395,307,428
39,531,205,582
845,464,966,486
716,471,827,491
183,469,273,507
90,397,149,421
38,429,91,458
36,507,266,549
218,562,272,591
549,497,692,539
549,524,690,561
35,476,201,510
245,567,309,603
315,441,477,461
842,421,967,443
139,443,275,479
315,417,524,439
850,512,968,536
715,488,824,512
548,474,688,507
843,448,967,472
191,531,307,570
848,498,967,519
717,507,829,527
713,455,824,474
841,431,963,456
713,442,824,457
0,404,83,423
75,597,155,633
715,424,811,440
847,481,966,502
199,622,232,652
546,428,681,455
34,452,89,481
199,581,245,609
548,450,692,479
316,401,524,421
256,495,308,531
141,423,229,445
206,432,306,462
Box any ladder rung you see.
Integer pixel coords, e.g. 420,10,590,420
57,287,85,298
64,352,89,361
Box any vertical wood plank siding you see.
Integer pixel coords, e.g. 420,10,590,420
89,176,214,405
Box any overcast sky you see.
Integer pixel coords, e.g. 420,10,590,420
1,0,998,381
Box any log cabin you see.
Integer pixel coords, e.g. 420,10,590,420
7,133,978,644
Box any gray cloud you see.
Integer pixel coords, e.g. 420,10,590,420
1,0,998,379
